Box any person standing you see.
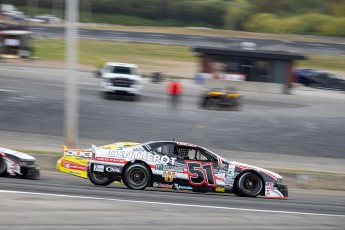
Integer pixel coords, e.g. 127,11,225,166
166,79,183,109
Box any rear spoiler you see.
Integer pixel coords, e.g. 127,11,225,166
62,145,92,158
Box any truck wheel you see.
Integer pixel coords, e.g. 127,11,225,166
131,94,140,101
0,157,7,177
101,92,111,100
235,172,263,197
88,171,114,186
205,98,219,110
122,163,151,190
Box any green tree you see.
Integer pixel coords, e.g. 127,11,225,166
224,0,254,30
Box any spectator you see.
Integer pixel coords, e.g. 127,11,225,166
166,79,183,109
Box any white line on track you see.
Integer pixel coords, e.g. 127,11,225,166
148,34,165,37
0,89,18,93
0,190,343,218
188,36,206,39
104,32,125,36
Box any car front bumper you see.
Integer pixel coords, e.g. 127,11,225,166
21,165,40,179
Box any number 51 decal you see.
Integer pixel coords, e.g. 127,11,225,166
185,161,216,187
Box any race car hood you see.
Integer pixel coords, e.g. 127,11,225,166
0,147,36,161
230,161,283,180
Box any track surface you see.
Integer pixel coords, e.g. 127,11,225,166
0,171,344,229
0,66,345,159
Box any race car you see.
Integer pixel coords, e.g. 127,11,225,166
87,141,288,199
0,147,40,179
56,142,139,179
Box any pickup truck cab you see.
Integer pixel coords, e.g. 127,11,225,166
99,62,143,100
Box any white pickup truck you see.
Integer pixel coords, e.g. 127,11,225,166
98,62,143,100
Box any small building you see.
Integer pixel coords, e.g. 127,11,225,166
194,46,306,94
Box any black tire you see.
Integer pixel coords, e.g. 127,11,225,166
205,98,220,110
131,94,140,101
308,82,321,88
232,98,241,111
235,172,263,197
122,163,151,190
88,171,114,186
0,157,7,177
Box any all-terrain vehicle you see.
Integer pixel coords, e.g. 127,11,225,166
200,88,242,110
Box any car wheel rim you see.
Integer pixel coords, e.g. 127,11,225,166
129,168,146,186
243,176,258,192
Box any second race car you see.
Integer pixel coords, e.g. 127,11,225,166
0,147,40,179
87,141,288,199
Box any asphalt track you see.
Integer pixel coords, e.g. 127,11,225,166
29,26,345,55
1,66,345,159
1,67,345,229
0,171,344,229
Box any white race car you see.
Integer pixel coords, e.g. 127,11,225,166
0,147,40,179
87,141,288,199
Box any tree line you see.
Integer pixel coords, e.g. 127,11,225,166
6,0,345,36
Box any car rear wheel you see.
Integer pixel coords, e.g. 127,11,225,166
0,157,7,176
122,163,151,190
235,172,263,197
88,171,114,186
204,98,220,110
101,92,111,100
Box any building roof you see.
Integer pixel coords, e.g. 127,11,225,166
194,46,306,60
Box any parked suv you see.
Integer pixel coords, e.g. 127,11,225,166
99,62,143,100
300,71,345,91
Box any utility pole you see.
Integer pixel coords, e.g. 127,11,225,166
64,0,79,148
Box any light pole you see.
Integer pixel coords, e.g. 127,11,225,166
64,0,79,148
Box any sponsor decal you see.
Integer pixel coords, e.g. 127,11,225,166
155,164,184,172
153,182,173,189
62,160,86,171
265,182,284,197
97,148,177,165
94,157,126,163
224,176,234,186
174,184,193,191
163,171,175,182
215,187,225,192
105,166,121,173
65,150,91,158
227,165,235,177
93,164,104,172
265,182,275,193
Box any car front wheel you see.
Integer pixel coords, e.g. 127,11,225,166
235,172,263,197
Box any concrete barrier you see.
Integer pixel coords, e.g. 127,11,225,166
32,153,60,170
32,153,345,191
280,172,345,191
